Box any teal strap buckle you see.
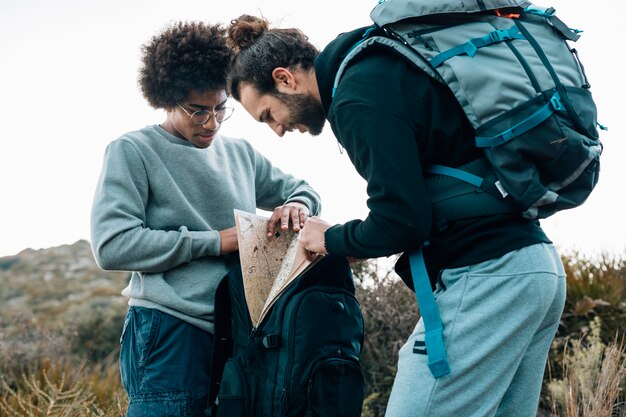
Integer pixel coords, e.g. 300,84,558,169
431,26,524,68
425,327,451,377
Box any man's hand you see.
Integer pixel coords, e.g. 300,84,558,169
300,216,331,261
267,202,310,237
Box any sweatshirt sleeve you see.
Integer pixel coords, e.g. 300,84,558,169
90,139,220,273
247,143,321,216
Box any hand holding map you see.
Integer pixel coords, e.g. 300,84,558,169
234,209,323,326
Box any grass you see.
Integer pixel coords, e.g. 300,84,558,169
0,355,127,417
548,318,626,417
1,332,623,417
1,249,624,416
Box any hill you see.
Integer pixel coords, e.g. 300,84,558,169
0,240,130,366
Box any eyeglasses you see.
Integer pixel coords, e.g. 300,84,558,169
177,103,235,125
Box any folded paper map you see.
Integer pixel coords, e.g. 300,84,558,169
234,209,323,326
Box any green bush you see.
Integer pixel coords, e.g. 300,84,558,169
352,259,418,417
67,300,126,364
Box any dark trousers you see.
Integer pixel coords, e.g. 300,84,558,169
120,306,214,417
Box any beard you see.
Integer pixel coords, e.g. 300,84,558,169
274,92,326,136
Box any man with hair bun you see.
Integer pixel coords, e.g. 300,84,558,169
226,13,566,417
90,21,320,417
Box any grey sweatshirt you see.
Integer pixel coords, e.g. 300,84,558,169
90,125,320,333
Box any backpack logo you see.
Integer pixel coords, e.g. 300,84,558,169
413,340,427,355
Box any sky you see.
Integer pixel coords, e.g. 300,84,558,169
0,0,623,259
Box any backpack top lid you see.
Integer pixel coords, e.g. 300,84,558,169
371,0,530,26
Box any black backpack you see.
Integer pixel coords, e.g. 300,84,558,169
208,254,365,417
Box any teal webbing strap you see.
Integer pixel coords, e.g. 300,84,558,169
430,27,525,68
475,91,564,148
426,164,484,188
408,248,451,378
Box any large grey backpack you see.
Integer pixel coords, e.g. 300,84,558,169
333,0,604,379
334,0,604,222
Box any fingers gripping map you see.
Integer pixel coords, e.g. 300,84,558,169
234,210,322,326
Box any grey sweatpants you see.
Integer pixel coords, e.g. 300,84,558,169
385,243,566,417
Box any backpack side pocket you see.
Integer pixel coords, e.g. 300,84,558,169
216,357,252,417
305,350,364,417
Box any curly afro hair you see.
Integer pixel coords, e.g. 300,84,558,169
138,21,233,109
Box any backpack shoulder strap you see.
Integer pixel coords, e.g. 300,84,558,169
208,271,234,409
408,247,450,378
525,4,581,41
333,28,443,99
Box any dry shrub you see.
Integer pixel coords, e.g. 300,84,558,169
0,359,126,417
542,251,626,413
352,258,419,417
563,253,626,307
560,252,626,343
548,317,626,417
0,314,69,386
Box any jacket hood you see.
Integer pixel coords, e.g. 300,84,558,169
315,26,374,117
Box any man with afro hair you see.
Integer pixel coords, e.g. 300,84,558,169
90,21,320,417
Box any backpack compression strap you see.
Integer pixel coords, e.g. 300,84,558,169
430,26,525,68
475,91,565,148
427,164,483,188
425,160,519,222
409,247,451,378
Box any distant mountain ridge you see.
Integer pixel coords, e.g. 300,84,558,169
0,239,132,367
0,239,97,271
0,239,129,328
